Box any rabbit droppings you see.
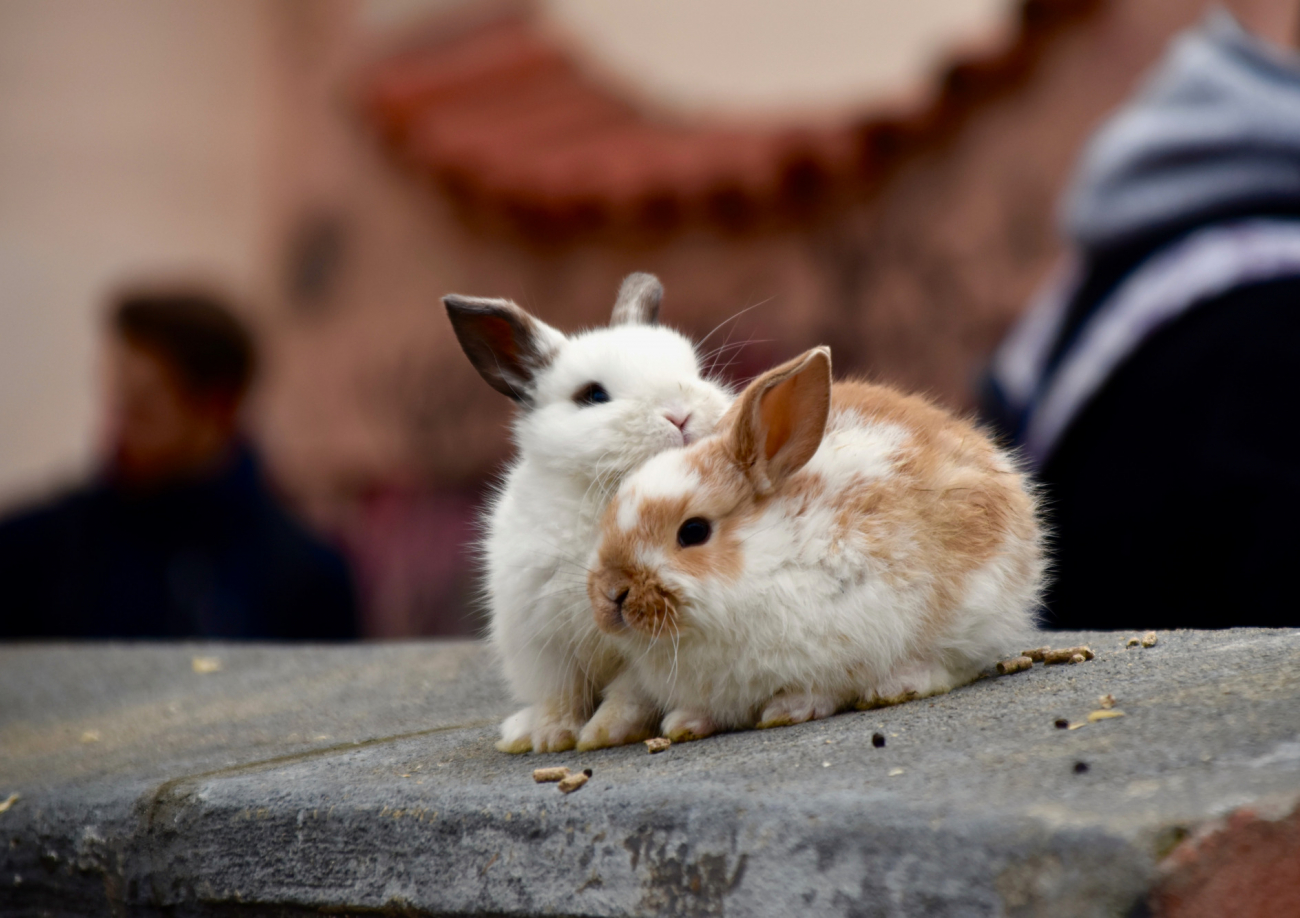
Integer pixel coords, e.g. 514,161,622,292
584,346,1045,745
444,274,732,753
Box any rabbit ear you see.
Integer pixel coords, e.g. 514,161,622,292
728,347,832,494
610,273,662,326
443,295,564,404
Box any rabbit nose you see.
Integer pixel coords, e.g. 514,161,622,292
614,588,629,610
665,411,691,432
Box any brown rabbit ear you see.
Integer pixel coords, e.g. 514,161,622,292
610,272,662,326
728,347,832,494
443,295,564,404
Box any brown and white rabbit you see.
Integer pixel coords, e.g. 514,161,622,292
581,346,1044,746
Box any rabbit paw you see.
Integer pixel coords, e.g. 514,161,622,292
496,707,536,753
758,692,841,728
532,714,580,753
495,705,581,753
662,709,718,743
577,695,657,750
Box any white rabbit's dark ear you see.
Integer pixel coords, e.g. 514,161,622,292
728,347,832,494
610,272,662,326
443,295,564,404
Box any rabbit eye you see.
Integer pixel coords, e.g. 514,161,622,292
677,517,711,548
574,382,611,406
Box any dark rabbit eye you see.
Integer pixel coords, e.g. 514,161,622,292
574,382,611,406
677,517,711,548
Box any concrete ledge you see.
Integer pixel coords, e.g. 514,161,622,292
2,630,1298,917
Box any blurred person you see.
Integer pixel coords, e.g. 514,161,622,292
0,291,358,639
982,5,1300,630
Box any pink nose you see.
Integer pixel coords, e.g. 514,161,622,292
665,412,691,432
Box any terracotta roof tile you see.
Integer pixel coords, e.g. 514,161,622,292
361,0,1103,240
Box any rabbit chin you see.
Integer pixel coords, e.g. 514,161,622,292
588,568,681,637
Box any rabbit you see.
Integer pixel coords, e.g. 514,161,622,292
583,345,1044,745
443,273,732,753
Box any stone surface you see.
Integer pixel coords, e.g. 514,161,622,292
1,630,1298,917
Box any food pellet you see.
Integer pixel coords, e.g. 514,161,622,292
1070,653,1085,664
532,766,570,783
1087,709,1125,722
191,656,222,674
1098,694,1116,709
1054,718,1069,729
557,772,589,794
996,656,1033,675
1021,647,1050,662
1126,636,1141,648
645,737,671,754
1045,646,1094,664
1141,631,1158,648
872,732,886,748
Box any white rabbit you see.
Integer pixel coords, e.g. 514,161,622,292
444,273,732,752
584,346,1044,745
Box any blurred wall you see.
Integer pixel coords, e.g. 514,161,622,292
0,0,279,506
0,0,1023,512
545,0,1006,116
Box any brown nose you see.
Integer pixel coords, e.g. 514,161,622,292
589,570,632,634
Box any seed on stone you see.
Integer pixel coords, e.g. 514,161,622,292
997,656,1033,675
1087,710,1125,723
1141,631,1158,648
1045,646,1094,665
645,737,672,754
1073,761,1090,774
1021,647,1050,662
557,772,589,794
1054,718,1069,729
191,656,222,674
1098,694,1116,709
532,766,570,783
872,732,886,748
1126,637,1141,648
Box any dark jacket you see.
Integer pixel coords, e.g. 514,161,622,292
0,447,358,639
982,13,1300,629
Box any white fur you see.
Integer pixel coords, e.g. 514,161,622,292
601,399,1044,738
485,321,730,752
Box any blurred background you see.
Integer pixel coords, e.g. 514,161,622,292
0,0,1280,637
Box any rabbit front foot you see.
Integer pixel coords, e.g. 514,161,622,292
662,708,719,743
757,691,841,729
577,697,657,750
496,706,536,753
495,704,581,754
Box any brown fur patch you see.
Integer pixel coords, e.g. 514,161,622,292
591,456,751,637
821,379,1037,646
